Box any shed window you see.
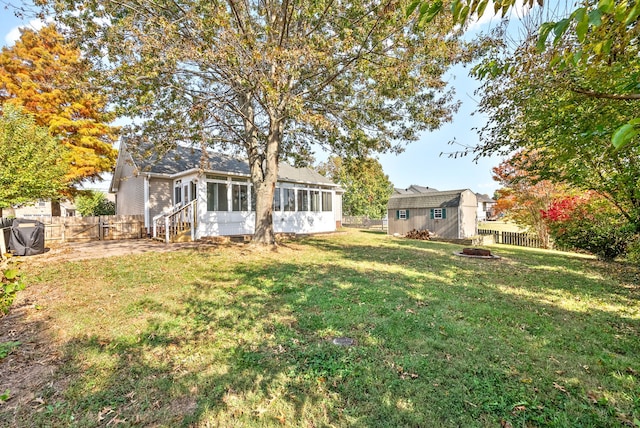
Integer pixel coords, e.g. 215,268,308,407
396,209,409,220
430,208,446,219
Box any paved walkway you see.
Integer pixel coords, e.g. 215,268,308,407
23,239,210,264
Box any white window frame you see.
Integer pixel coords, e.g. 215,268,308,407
433,208,443,219
398,209,407,220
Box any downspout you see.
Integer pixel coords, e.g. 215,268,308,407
144,174,150,230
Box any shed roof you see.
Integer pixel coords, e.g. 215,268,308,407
388,189,468,209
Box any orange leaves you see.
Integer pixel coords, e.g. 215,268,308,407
0,24,118,189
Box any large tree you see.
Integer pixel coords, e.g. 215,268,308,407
0,104,70,211
44,0,468,245
318,156,393,218
0,24,118,191
412,0,640,148
468,15,640,232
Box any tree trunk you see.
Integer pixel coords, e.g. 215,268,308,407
253,179,277,245
250,118,282,246
239,87,282,246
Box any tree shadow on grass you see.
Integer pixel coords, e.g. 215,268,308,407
3,236,639,427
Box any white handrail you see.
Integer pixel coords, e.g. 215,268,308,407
153,200,197,243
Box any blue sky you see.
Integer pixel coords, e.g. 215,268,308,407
0,6,504,197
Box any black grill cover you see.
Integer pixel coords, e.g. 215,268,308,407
9,219,45,256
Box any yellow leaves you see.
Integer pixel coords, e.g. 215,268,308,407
0,24,118,189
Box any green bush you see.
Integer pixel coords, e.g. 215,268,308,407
625,235,640,264
543,195,636,261
75,191,115,216
1,256,25,315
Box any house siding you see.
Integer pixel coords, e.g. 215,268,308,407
148,178,172,220
115,161,145,216
387,207,460,238
459,190,478,238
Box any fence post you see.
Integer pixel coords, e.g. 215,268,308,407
165,216,170,243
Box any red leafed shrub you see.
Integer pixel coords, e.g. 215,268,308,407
541,194,635,261
541,196,580,222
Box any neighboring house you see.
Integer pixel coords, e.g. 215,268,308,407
109,141,343,239
476,193,497,221
387,189,478,239
11,200,78,218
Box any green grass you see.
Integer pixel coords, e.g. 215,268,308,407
2,229,639,427
478,221,526,233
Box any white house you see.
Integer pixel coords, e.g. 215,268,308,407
109,141,343,240
476,193,497,221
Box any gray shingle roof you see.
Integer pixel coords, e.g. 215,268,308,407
129,143,336,186
388,190,468,209
475,193,496,203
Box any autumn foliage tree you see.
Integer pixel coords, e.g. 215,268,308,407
45,0,468,245
0,24,118,196
492,152,571,248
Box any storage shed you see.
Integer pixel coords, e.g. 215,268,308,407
387,189,478,239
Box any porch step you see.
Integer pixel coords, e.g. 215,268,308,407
171,229,193,243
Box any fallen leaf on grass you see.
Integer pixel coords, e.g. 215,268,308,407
553,382,569,395
98,407,114,422
501,419,513,428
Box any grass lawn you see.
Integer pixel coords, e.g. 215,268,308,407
1,229,639,427
478,221,526,233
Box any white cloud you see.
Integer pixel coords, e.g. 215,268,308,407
466,0,534,32
4,18,52,46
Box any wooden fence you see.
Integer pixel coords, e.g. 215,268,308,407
1,215,146,243
477,229,544,249
342,216,388,231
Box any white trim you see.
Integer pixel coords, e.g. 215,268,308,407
144,175,150,228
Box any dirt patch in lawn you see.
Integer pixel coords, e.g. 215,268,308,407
24,238,215,264
0,287,60,416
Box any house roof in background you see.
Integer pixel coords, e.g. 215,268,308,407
393,185,439,195
120,142,336,186
388,189,470,209
475,193,496,203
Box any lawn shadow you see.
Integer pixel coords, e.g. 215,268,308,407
3,232,639,427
